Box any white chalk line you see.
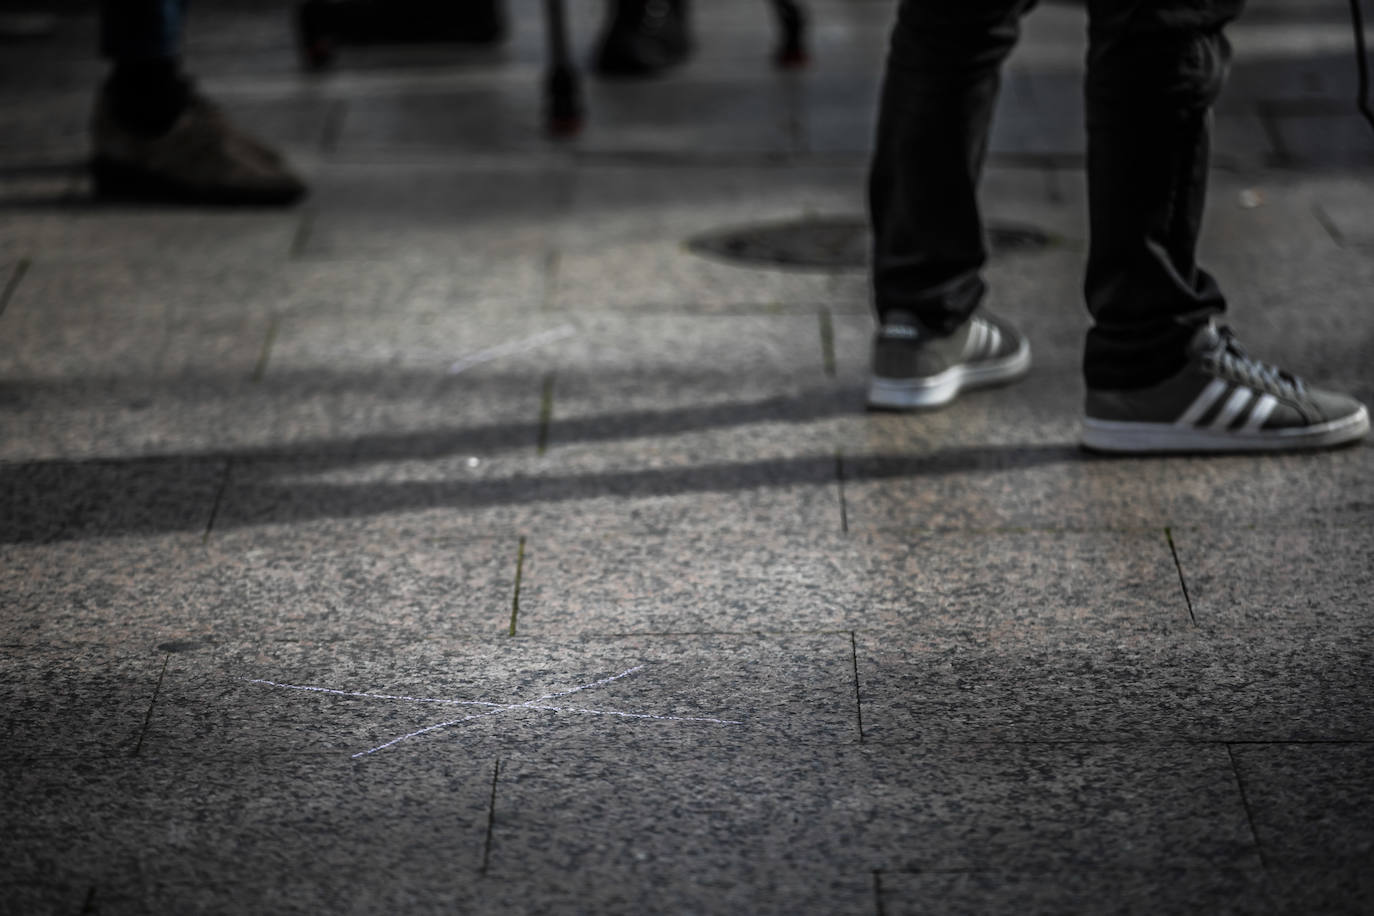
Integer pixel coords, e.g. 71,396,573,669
446,324,577,375
246,664,740,758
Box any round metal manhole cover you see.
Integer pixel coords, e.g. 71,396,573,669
687,215,1056,271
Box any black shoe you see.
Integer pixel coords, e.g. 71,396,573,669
297,0,506,68
92,90,307,206
593,0,692,77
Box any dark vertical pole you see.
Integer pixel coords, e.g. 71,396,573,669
545,0,585,136
771,0,808,68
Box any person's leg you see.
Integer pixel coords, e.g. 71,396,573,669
594,0,692,78
100,0,190,136
93,0,307,204
866,0,1035,410
1080,0,1368,451
1081,0,1241,389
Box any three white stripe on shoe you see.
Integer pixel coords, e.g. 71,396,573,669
1175,378,1280,433
963,319,1002,360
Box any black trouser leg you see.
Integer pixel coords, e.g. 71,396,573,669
1082,0,1246,388
868,0,1036,334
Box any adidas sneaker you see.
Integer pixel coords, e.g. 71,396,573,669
867,309,1032,410
1082,322,1369,453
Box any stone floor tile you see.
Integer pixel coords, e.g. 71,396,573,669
575,75,801,157
489,741,1257,877
1150,445,1374,528
142,634,860,757
841,445,1166,532
215,447,842,539
877,867,1276,916
1259,866,1374,915
552,239,857,313
298,162,566,260
1171,524,1374,629
487,743,876,875
855,527,1188,635
0,208,300,265
0,456,227,544
517,527,1185,637
0,645,162,758
0,524,518,645
5,250,547,323
1231,742,1374,867
857,632,1374,743
0,754,495,908
473,866,876,916
862,742,1258,872
517,529,869,635
555,164,866,252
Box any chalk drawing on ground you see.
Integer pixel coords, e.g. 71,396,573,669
246,664,743,758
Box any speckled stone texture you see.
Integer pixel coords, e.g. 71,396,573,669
2,0,1372,912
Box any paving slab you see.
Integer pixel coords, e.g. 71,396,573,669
491,741,1258,876
555,164,866,252
857,632,1374,743
298,161,567,260
0,644,162,759
0,455,226,544
0,524,517,646
877,867,1275,916
0,207,301,266
1231,742,1374,867
516,527,1185,636
0,754,495,913
1171,524,1374,629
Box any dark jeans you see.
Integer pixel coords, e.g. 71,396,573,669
101,0,186,59
869,0,1246,389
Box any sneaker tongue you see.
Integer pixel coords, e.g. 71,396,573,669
1188,321,1223,354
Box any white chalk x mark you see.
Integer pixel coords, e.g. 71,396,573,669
447,325,577,375
246,664,741,758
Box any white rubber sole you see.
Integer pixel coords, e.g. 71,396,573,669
867,338,1032,410
1081,404,1370,453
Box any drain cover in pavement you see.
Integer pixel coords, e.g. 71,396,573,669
687,215,1055,271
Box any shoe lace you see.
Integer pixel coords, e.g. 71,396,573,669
1207,326,1305,398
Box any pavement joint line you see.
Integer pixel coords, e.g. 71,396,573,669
537,373,556,455
132,654,170,758
319,99,347,154
819,307,836,378
1226,743,1270,870
0,256,31,319
836,448,849,534
202,461,234,544
850,631,865,744
1164,527,1199,627
289,209,316,259
1311,202,1347,246
539,248,561,312
480,758,500,875
510,536,526,637
252,318,280,383
871,870,885,916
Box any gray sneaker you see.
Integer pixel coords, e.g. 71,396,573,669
1082,322,1369,453
867,309,1031,410
91,92,307,206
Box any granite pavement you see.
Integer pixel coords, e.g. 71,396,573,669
2,0,1372,913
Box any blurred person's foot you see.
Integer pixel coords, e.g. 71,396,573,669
867,309,1031,410
91,65,307,206
593,0,691,77
1082,321,1369,453
297,0,506,68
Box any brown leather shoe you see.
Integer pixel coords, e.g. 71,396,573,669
91,93,308,206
